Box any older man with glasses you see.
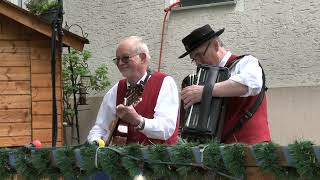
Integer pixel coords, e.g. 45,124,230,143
179,24,271,144
87,36,180,146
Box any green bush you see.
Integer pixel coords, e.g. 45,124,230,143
62,48,110,126
25,0,60,15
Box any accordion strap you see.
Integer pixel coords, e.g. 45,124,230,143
221,55,267,142
197,68,219,131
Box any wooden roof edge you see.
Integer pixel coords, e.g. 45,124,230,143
0,0,89,51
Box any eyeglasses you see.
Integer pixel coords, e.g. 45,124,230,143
112,53,140,65
191,40,212,64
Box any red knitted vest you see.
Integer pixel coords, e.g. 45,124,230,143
116,72,179,145
222,54,271,144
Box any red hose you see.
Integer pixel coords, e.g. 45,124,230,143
157,1,181,72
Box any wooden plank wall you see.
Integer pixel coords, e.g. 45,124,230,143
0,15,32,147
0,15,63,147
30,36,63,147
31,47,63,146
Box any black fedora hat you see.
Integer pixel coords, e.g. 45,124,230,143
179,24,224,58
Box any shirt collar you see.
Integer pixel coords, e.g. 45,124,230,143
126,72,148,87
219,51,232,67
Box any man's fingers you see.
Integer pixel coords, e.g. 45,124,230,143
181,86,192,101
181,85,204,109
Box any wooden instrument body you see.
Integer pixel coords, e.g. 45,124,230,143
104,84,144,146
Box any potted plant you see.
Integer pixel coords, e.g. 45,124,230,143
25,0,60,22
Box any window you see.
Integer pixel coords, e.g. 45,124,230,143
180,0,236,7
7,0,24,7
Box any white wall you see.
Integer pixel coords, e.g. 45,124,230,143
64,0,320,90
164,0,320,88
64,0,167,96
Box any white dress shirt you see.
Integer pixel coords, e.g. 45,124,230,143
87,72,179,143
219,51,263,97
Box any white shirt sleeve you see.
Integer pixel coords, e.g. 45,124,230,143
87,83,118,143
229,55,263,97
87,76,179,142
140,76,179,140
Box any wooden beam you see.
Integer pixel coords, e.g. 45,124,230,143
0,33,30,40
31,60,61,74
33,128,62,142
0,67,30,80
32,114,62,129
246,167,273,180
0,53,30,66
30,47,51,60
0,81,30,94
0,1,88,51
243,146,288,167
31,73,61,88
0,95,31,109
0,122,31,136
0,46,30,53
0,136,31,147
32,101,62,115
32,87,61,101
0,109,31,123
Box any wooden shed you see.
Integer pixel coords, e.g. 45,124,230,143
0,0,89,147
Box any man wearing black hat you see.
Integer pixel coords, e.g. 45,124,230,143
180,24,271,144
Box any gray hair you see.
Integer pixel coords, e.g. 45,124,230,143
122,36,151,59
213,37,224,47
197,36,224,50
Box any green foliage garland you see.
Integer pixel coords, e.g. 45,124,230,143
55,147,79,178
221,143,246,178
30,148,60,178
202,141,223,170
148,144,175,178
2,141,320,179
288,141,320,178
170,143,200,177
99,147,130,179
0,149,14,179
79,144,100,176
15,148,39,178
121,144,144,177
252,142,285,177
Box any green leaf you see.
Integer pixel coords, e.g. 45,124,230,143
252,142,285,177
202,141,223,170
62,48,110,124
0,149,15,179
99,147,130,180
288,141,320,178
55,147,80,178
221,143,246,178
148,144,174,178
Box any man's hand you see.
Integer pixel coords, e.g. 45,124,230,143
181,85,204,109
116,104,142,126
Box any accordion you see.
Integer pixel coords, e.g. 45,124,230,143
180,64,230,142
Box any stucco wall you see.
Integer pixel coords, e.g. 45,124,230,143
64,0,166,95
64,0,320,89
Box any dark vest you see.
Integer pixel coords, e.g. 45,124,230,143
116,72,179,145
222,54,271,144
